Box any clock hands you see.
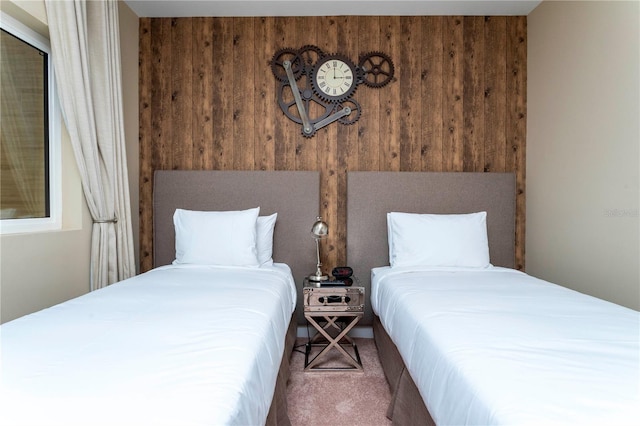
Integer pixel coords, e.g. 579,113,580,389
284,60,313,136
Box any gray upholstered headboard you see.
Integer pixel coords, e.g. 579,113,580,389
347,172,516,325
153,170,319,324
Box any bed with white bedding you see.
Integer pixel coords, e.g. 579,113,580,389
347,171,640,425
1,264,296,425
371,265,640,425
1,170,320,425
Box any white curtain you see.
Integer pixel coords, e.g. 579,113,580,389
45,0,135,290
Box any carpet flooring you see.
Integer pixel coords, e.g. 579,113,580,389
286,338,392,426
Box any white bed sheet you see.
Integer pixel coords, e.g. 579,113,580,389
372,266,640,425
1,263,296,426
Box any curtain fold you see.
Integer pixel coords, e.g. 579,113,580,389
45,0,135,290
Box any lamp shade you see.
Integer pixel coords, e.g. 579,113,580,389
311,216,328,239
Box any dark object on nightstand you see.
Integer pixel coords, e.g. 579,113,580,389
332,266,353,279
327,266,353,286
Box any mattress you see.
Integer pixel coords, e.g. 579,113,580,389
371,266,640,425
0,264,296,426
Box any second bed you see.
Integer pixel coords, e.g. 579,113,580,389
347,171,640,425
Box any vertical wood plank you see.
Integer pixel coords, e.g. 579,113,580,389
271,17,287,171
483,16,507,173
442,16,464,172
335,16,360,265
150,19,172,172
507,16,527,270
316,16,339,270
212,18,234,170
138,18,153,272
170,18,193,170
294,18,319,172
146,17,173,268
273,17,301,171
378,16,401,171
192,18,214,170
399,16,422,172
356,16,380,171
421,16,444,172
463,16,485,172
232,18,255,170
254,17,276,171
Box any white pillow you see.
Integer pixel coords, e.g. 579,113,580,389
256,213,277,266
387,211,490,268
173,207,260,267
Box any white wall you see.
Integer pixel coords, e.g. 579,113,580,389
527,0,639,309
0,0,140,323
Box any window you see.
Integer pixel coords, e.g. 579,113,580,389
1,12,60,234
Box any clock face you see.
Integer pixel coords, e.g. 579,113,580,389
313,56,357,101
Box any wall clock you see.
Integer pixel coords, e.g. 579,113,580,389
271,45,394,138
312,54,358,102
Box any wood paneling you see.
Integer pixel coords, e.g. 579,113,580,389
192,17,214,170
442,16,464,172
139,16,527,272
507,16,527,270
138,18,152,262
421,16,444,172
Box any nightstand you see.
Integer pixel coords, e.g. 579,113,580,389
302,278,365,372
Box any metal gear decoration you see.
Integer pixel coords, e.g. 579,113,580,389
355,65,367,86
298,45,325,73
270,48,303,82
337,99,361,125
358,51,395,88
271,45,393,137
276,73,333,137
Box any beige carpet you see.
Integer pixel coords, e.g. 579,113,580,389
286,338,392,426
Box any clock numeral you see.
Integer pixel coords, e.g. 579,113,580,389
313,57,358,99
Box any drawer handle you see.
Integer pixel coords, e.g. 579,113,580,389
319,295,351,304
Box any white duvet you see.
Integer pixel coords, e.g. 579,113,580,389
0,264,296,426
372,266,640,425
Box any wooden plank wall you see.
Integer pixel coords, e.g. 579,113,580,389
139,16,527,273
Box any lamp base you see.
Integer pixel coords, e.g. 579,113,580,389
308,273,329,282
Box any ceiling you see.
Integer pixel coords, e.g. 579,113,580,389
124,0,542,18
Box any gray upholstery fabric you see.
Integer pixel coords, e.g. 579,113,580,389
347,171,516,325
153,170,319,324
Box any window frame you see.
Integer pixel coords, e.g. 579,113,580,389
1,11,61,234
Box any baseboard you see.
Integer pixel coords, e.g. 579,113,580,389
297,325,373,339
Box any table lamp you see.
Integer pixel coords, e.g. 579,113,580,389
309,216,329,281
